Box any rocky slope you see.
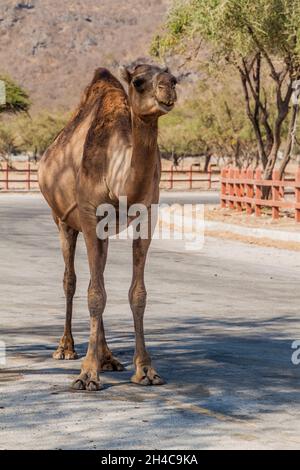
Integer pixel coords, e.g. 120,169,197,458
0,0,170,111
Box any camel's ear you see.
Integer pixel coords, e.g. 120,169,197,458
119,65,132,84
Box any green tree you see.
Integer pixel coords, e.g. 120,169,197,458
17,112,68,158
158,72,257,168
0,123,19,159
154,0,300,179
0,75,31,114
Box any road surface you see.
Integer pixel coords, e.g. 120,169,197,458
160,190,219,205
0,194,299,449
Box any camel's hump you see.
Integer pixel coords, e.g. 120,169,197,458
92,67,124,91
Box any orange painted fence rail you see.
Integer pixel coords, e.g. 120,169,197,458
221,167,300,223
0,162,220,191
0,162,39,190
161,164,219,190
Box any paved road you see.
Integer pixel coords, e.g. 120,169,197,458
0,194,299,449
160,190,219,205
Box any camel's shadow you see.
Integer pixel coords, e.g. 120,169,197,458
1,312,299,421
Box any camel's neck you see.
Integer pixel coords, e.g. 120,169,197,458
124,112,159,203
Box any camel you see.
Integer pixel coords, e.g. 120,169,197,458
38,63,177,391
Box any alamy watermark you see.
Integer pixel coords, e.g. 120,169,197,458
0,80,6,106
96,198,205,251
291,340,300,365
0,340,6,367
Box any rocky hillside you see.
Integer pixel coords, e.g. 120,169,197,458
0,0,170,111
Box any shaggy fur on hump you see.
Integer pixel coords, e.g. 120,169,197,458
54,68,130,149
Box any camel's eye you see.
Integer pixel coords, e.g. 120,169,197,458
132,77,146,92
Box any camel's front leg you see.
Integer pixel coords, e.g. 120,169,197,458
129,237,164,386
72,215,108,391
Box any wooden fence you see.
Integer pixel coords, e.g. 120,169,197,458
221,167,300,223
0,162,219,191
0,162,39,190
161,164,219,190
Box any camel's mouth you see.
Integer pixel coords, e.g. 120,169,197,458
155,99,175,113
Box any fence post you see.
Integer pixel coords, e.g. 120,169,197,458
234,168,242,211
189,165,193,190
208,164,212,190
295,168,300,223
246,168,254,215
279,183,284,199
255,168,262,217
5,161,9,190
229,168,235,209
240,169,246,209
27,161,31,191
272,169,280,220
221,168,227,208
169,166,173,190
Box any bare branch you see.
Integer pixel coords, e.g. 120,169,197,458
246,25,279,82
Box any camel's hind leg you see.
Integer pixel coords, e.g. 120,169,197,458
53,218,79,360
129,219,165,386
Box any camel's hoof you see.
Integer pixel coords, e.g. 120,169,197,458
71,373,103,391
72,379,85,390
53,347,78,360
101,356,125,372
64,350,78,360
131,366,165,386
86,380,103,391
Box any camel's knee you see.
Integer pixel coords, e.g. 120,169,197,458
88,284,106,317
129,283,147,313
63,270,76,299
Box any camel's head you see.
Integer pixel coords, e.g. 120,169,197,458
119,63,177,117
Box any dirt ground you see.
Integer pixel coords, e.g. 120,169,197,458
206,205,300,231
204,206,300,251
0,194,300,449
